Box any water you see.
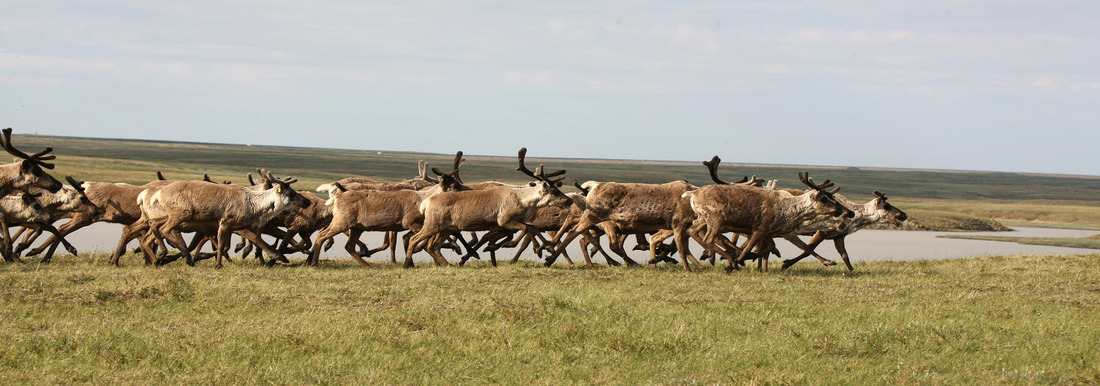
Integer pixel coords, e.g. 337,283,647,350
26,223,1100,266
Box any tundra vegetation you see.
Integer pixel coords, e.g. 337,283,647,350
2,254,1099,384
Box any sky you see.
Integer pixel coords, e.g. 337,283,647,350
2,1,1098,176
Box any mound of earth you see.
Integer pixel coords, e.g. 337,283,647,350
869,210,1012,232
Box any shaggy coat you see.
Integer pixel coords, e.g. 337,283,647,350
407,181,573,267
687,182,852,272
141,171,310,268
781,192,908,270
544,180,699,269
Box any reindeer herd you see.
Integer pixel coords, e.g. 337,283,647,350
0,128,909,272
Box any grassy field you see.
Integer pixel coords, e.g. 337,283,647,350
2,253,1099,384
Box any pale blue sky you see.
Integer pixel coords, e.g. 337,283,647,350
2,1,1098,175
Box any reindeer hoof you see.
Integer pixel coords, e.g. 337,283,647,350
822,260,837,266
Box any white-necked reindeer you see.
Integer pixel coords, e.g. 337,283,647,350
0,128,65,262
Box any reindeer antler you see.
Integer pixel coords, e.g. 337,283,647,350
874,190,888,201
574,179,589,196
798,172,841,196
703,155,754,185
702,156,728,185
2,128,56,169
517,147,566,185
65,176,86,194
453,151,465,172
798,172,834,191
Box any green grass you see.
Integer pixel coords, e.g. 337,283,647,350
3,253,1100,384
939,234,1100,250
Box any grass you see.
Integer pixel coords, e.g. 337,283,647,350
3,253,1100,384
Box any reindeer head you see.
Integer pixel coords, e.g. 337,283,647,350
798,172,856,227
430,151,472,192
516,147,572,208
58,176,103,216
872,190,908,226
257,168,312,211
2,128,63,194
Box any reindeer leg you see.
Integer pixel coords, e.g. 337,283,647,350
110,222,144,266
37,224,77,263
308,221,345,266
509,231,535,264
13,227,38,256
343,229,371,267
781,232,831,270
835,236,854,271
728,232,765,273
0,221,19,263
236,229,285,267
424,233,452,267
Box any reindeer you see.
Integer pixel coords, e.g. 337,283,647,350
26,172,224,266
139,169,310,268
686,172,854,272
10,177,101,263
312,154,468,262
325,160,440,191
307,158,469,267
0,128,65,261
404,148,571,267
1,177,99,263
541,175,705,270
779,190,908,271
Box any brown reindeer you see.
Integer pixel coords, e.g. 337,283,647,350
139,169,310,268
404,148,572,267
306,160,469,267
686,172,854,272
542,177,703,270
